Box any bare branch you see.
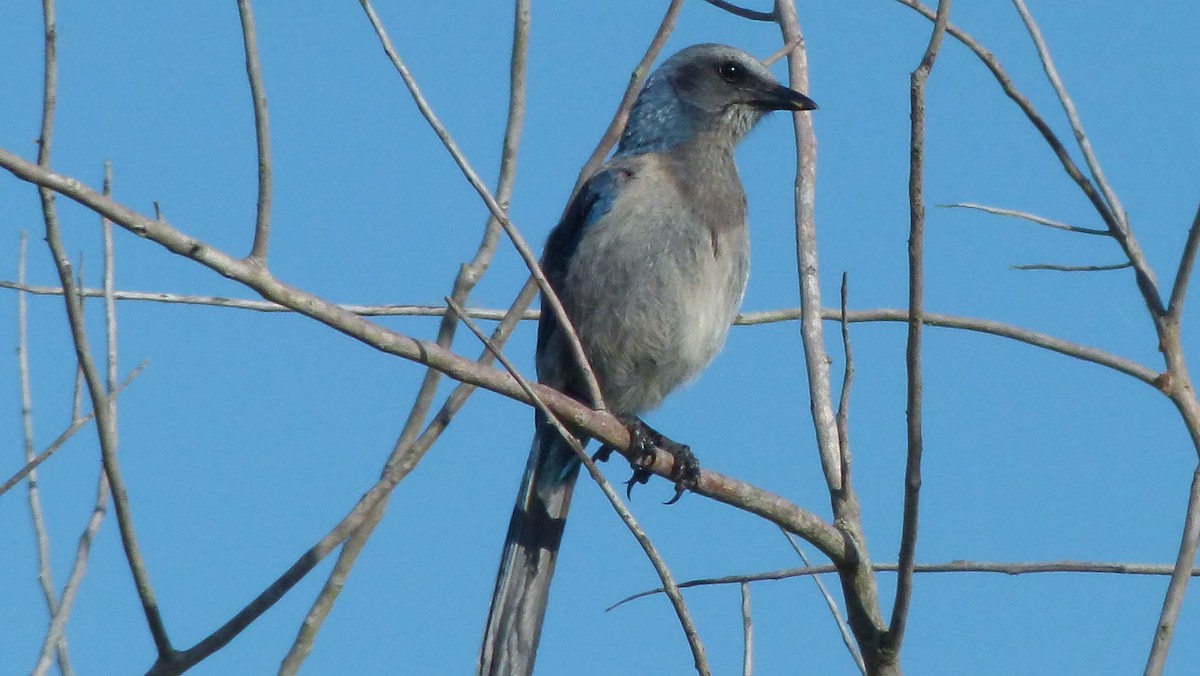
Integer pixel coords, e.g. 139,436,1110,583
0,364,146,499
740,582,752,676
279,2,531,669
762,38,801,67
19,230,72,674
774,2,890,670
940,202,1110,236
886,0,950,656
699,0,776,21
447,298,711,676
1167,202,1200,321
33,472,108,676
1145,465,1200,675
2,281,1158,387
356,0,605,412
782,530,866,675
236,0,273,263
33,0,171,656
152,282,538,675
835,274,853,484
609,559,1200,610
1012,262,1132,272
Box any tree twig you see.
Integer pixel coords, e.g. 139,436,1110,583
608,559,1200,610
740,582,752,676
236,0,273,263
19,230,72,674
940,202,1109,236
356,0,605,412
279,2,531,670
33,0,171,657
1012,262,1132,272
782,530,866,675
886,0,950,657
699,0,776,21
1145,465,1200,675
1167,202,1200,321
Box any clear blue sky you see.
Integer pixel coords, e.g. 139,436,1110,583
2,1,1199,674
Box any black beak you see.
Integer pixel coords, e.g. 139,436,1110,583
755,83,818,112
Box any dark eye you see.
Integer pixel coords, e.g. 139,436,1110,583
718,61,744,83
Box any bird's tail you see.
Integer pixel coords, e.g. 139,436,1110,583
478,413,583,676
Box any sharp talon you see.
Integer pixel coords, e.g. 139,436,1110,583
624,468,651,499
592,445,615,463
663,483,687,506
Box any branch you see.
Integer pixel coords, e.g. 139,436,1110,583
1145,465,1200,675
610,559,1200,609
782,530,866,675
887,0,950,656
356,0,605,412
1012,262,1132,272
1167,201,1200,321
740,582,752,676
700,0,776,21
3,283,1158,386
33,0,170,655
774,2,890,671
235,0,273,263
940,202,1110,236
0,363,145,499
19,230,71,674
279,2,531,669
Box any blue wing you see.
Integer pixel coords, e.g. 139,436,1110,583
535,166,630,399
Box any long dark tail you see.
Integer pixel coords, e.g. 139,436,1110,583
478,413,583,676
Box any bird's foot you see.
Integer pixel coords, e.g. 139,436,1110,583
616,416,700,504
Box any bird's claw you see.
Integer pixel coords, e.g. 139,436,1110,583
616,416,700,504
592,444,616,463
624,467,652,498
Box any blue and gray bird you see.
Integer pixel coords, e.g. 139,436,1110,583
478,43,816,675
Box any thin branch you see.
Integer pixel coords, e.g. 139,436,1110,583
762,38,801,67
447,297,711,676
279,3,531,669
1,281,1160,388
940,202,1110,236
0,363,145,499
782,530,866,675
740,582,752,676
896,0,1165,317
34,0,170,654
1145,465,1200,675
150,282,538,675
835,274,853,483
1167,202,1200,321
236,0,272,263
19,231,72,674
33,471,108,676
699,0,776,21
887,0,950,657
356,0,605,412
609,559,1200,610
1012,262,1132,272
773,3,890,668
571,0,683,194
1009,0,1124,228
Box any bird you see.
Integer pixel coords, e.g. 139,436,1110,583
477,43,816,676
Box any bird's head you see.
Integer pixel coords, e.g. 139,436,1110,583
618,43,817,155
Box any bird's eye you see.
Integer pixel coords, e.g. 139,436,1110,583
718,61,744,83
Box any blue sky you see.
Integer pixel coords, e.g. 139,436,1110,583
2,1,1199,674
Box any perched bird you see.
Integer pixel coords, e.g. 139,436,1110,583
478,43,816,676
